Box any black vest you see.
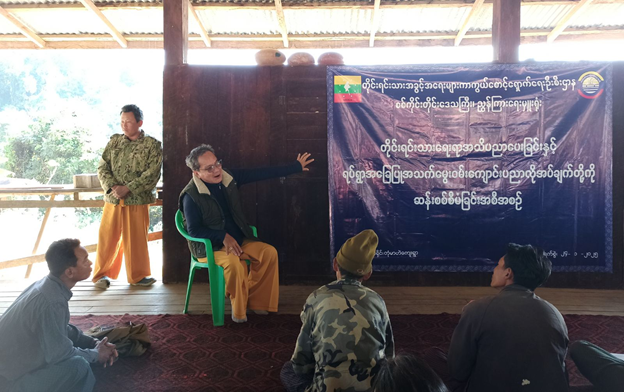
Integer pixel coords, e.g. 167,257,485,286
178,169,256,258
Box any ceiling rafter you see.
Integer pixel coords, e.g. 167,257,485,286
1,0,620,12
547,0,596,42
0,27,621,47
274,0,289,47
369,0,382,47
0,6,46,48
77,0,128,48
188,2,211,47
0,0,621,49
455,0,485,46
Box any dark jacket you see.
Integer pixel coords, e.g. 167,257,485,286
179,163,301,258
448,284,569,392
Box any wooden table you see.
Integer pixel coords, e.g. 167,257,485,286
0,185,163,276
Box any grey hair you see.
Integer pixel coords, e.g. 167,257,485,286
185,144,215,171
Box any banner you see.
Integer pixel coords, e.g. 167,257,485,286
327,63,612,272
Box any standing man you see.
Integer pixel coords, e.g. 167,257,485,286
93,104,162,288
180,144,313,323
0,239,118,392
281,230,395,392
428,243,569,392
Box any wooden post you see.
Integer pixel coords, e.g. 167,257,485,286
162,0,190,283
492,0,520,63
25,193,56,278
163,0,188,66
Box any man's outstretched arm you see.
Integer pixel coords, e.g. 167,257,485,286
231,153,314,186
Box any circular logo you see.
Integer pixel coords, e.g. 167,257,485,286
577,71,605,99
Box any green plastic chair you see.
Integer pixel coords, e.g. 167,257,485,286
175,209,257,326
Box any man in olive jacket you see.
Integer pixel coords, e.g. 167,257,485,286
179,144,313,323
93,104,162,288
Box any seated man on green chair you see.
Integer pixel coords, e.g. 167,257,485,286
179,144,313,323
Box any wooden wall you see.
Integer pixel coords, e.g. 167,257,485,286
162,63,624,289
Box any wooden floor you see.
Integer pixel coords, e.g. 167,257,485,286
2,280,624,316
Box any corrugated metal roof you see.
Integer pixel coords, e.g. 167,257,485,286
196,8,279,34
378,7,470,34
571,4,624,28
285,9,371,34
0,1,622,48
104,8,163,34
521,4,574,30
0,14,19,34
464,3,492,32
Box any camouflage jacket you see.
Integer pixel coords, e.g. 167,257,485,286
98,131,162,205
291,278,395,392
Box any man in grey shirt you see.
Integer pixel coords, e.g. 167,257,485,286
427,243,569,392
0,239,118,392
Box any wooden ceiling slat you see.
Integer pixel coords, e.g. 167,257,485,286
369,0,381,47
455,0,485,46
1,0,622,11
77,0,128,47
0,6,46,47
0,0,622,49
274,0,289,48
547,0,596,43
0,27,621,49
188,2,211,47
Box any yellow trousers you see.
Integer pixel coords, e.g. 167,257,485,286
199,240,279,320
92,202,151,284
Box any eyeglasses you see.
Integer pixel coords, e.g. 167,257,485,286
200,159,222,173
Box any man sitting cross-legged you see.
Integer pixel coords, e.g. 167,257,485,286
426,243,569,392
0,239,118,392
281,229,395,392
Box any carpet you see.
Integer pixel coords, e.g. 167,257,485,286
70,313,624,392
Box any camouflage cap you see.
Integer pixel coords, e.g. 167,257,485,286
336,229,379,276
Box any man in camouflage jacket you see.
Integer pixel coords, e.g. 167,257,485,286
282,230,395,392
92,104,162,288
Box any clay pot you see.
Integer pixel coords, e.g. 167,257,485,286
287,52,315,66
318,52,344,65
255,49,286,66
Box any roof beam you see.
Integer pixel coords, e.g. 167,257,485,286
0,6,46,48
369,0,382,47
1,27,621,47
1,0,621,11
188,2,211,47
274,0,289,47
547,0,595,43
455,0,485,46
77,0,128,48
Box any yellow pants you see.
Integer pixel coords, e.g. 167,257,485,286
199,240,279,320
92,202,151,284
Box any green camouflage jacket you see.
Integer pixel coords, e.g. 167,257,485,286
97,131,162,205
291,278,395,392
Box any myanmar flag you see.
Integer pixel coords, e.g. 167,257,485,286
334,76,362,103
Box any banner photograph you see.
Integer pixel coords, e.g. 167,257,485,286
327,64,613,272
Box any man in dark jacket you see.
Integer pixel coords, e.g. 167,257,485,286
428,243,569,392
179,144,313,323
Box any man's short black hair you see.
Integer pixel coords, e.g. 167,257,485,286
503,243,552,291
372,354,449,392
45,239,81,277
186,144,216,171
120,104,143,122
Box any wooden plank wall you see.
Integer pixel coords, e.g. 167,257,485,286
162,63,624,289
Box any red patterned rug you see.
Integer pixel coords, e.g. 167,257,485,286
70,313,624,392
